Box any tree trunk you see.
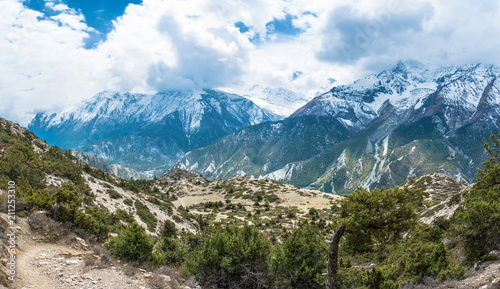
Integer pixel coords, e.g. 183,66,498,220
325,224,346,289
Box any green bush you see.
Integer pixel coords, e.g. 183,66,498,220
41,147,84,185
270,224,328,288
454,186,500,261
107,189,122,199
105,223,152,262
0,141,45,191
135,200,157,228
115,208,135,223
383,225,464,283
182,225,271,288
161,219,177,239
153,237,187,266
24,188,55,210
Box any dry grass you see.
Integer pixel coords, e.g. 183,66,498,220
27,212,69,242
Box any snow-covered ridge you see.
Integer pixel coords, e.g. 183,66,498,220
292,61,500,132
28,88,280,171
236,84,314,117
38,89,279,133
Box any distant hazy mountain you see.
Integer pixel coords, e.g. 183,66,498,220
71,150,153,180
240,84,314,117
174,61,500,194
29,89,280,171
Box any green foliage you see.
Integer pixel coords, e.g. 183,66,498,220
119,178,157,194
161,220,177,239
55,183,85,204
124,199,133,206
0,141,45,191
41,147,84,185
105,223,153,262
115,208,135,223
107,189,122,199
454,186,500,261
475,133,500,189
364,268,400,289
339,186,424,253
182,225,271,288
83,164,116,184
337,266,401,289
337,224,465,287
269,224,328,289
24,188,55,209
56,204,109,241
177,205,194,221
0,121,15,143
153,237,188,266
135,200,157,228
382,225,464,283
454,133,500,262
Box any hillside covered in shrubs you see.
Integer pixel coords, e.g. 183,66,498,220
1,117,500,288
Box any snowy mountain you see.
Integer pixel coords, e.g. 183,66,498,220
238,84,314,117
174,61,500,194
29,89,279,171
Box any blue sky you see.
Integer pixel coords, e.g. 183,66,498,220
24,0,305,47
24,0,143,48
1,0,500,125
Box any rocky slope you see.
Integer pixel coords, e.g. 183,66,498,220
0,117,197,234
0,118,196,288
0,117,342,288
29,89,280,171
174,61,500,194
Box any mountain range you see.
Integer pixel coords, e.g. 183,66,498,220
174,61,500,194
28,61,500,194
29,89,280,171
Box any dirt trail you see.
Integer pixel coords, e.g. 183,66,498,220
15,243,79,289
10,216,77,288
7,215,152,289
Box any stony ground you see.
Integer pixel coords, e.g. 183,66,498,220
0,214,195,289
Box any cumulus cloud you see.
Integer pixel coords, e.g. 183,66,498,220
0,0,103,125
0,0,257,124
146,9,248,90
317,1,434,64
315,0,500,72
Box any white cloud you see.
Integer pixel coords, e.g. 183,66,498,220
315,0,500,73
0,0,499,125
0,0,103,125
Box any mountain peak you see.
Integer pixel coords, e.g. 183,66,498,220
28,89,279,171
392,60,426,74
